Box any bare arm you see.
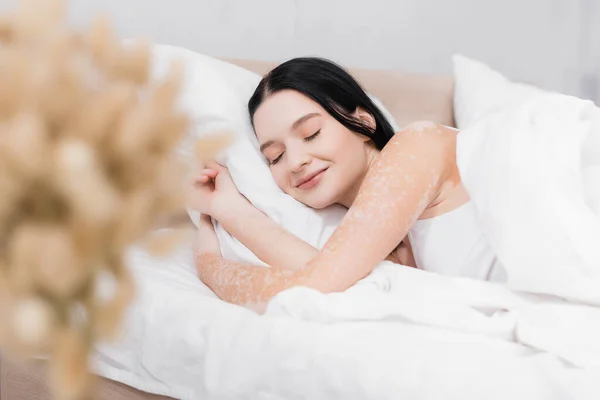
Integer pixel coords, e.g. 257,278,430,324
197,123,455,309
217,196,415,271
217,201,318,271
195,214,221,255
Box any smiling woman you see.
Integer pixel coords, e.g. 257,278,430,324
249,58,398,210
253,90,378,209
190,57,506,312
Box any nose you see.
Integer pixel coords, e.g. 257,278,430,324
288,146,311,173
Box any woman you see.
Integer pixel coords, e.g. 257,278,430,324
190,57,505,312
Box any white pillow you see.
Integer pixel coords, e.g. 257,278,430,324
452,54,600,221
148,45,399,266
452,55,545,129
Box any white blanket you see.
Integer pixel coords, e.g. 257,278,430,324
93,244,600,400
93,93,600,399
458,93,600,304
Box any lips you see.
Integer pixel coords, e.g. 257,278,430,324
295,167,328,189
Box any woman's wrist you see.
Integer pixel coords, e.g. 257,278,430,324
212,194,254,229
195,214,221,255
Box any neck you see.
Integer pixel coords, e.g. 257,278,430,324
338,146,379,208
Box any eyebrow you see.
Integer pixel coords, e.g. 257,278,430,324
259,112,321,153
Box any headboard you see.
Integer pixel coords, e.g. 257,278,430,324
223,58,456,128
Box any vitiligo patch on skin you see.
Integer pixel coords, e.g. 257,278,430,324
403,120,440,134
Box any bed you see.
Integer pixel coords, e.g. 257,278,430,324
4,45,599,399
0,57,455,400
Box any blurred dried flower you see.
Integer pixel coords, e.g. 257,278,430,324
0,0,232,399
49,327,94,400
11,296,57,350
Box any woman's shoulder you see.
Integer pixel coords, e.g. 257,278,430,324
387,121,458,154
377,121,458,180
393,121,460,137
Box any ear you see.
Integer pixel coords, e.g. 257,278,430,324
354,107,376,141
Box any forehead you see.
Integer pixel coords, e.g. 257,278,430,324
253,90,323,140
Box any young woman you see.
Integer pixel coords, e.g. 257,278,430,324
190,57,506,312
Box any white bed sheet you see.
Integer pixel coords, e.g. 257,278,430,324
92,238,600,400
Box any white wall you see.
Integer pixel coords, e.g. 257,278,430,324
1,0,599,100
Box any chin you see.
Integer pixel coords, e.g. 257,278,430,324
288,184,338,209
302,193,337,210
307,201,331,210
288,168,344,209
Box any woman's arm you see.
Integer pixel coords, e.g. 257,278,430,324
195,252,299,312
193,161,319,271
216,199,319,271
195,214,221,255
197,123,456,309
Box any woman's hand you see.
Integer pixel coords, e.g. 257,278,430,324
189,161,248,220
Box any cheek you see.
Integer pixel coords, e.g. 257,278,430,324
330,140,370,182
326,136,359,166
314,134,347,163
322,127,364,158
271,168,290,191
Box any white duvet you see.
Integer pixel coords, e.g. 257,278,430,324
94,241,600,400
92,55,600,399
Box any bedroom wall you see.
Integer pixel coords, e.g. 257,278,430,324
1,0,598,101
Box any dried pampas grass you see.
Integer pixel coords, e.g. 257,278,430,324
0,0,229,398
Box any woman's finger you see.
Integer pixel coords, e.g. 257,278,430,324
200,168,218,178
196,175,210,184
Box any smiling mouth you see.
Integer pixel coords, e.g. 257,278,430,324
296,168,328,189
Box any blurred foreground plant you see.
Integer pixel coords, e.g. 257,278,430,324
0,0,229,398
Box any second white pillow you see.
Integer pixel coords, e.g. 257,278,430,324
452,55,545,129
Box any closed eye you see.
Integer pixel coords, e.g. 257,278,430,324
305,130,321,141
270,130,319,166
269,152,284,165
